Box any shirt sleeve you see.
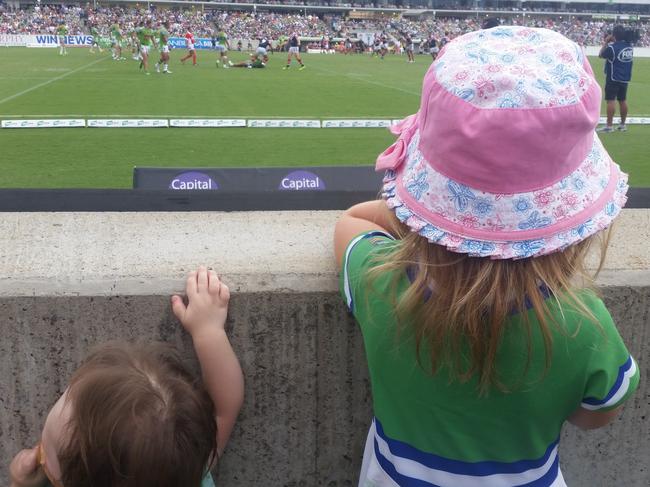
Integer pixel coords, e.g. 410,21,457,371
579,297,640,411
339,230,395,315
601,44,615,61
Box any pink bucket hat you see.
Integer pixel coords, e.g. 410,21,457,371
376,26,628,259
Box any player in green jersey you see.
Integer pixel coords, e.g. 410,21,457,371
56,23,68,56
89,24,103,53
136,20,155,75
131,22,142,61
110,24,124,60
231,53,266,69
155,21,172,74
213,25,232,68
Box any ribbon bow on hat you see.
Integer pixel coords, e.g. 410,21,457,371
375,113,418,172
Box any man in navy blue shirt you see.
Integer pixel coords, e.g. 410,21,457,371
598,25,634,133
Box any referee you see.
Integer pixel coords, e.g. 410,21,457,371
598,25,634,133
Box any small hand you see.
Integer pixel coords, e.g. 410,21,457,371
9,446,47,487
171,266,230,337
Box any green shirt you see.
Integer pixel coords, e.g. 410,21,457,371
251,59,265,68
341,231,639,486
57,25,68,36
136,27,153,47
111,24,122,40
158,28,169,45
217,31,227,44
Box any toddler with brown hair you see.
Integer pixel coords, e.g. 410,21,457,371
9,266,243,487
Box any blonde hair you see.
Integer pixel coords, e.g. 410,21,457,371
368,217,612,394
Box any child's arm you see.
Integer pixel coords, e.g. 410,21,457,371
171,267,244,456
567,405,623,430
334,200,397,267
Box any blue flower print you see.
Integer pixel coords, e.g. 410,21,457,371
395,205,413,221
549,64,578,85
420,225,446,242
501,53,515,64
472,197,494,216
572,177,585,191
460,240,496,256
498,93,522,108
455,88,475,102
559,177,569,189
534,79,553,94
513,239,545,258
540,54,554,65
447,181,476,212
513,197,533,213
572,219,594,238
406,171,429,200
605,202,617,216
466,49,490,64
490,28,514,38
518,211,552,230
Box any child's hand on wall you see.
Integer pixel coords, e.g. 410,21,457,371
171,266,230,338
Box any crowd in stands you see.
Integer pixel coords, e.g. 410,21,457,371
1,4,648,47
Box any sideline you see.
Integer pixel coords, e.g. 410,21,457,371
0,56,108,106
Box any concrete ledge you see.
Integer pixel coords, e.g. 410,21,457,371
0,210,648,485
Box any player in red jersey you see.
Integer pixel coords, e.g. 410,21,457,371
180,31,197,65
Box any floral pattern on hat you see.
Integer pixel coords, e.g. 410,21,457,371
435,27,591,109
381,132,628,260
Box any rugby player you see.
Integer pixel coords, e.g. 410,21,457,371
427,34,439,60
403,33,414,63
256,36,272,64
137,20,155,75
231,53,266,69
180,30,197,66
89,24,103,53
56,22,68,56
214,26,232,68
283,33,305,70
110,23,125,60
155,21,172,74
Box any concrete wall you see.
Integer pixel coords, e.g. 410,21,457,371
0,210,648,486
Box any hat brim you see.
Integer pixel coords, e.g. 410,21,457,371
381,130,628,259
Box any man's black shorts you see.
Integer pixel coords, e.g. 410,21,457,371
604,80,628,101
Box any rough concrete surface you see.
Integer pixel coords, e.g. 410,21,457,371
0,210,648,486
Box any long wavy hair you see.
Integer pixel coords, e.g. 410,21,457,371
367,217,612,394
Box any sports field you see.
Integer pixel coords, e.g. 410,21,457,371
0,48,648,188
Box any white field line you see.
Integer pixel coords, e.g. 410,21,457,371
0,57,108,106
309,64,421,97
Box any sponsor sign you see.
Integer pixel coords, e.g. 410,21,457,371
87,119,168,128
133,166,384,192
598,117,650,125
169,171,219,190
169,119,246,128
0,34,29,47
26,34,93,48
247,119,321,128
1,119,85,128
168,37,214,50
279,170,326,191
322,119,392,128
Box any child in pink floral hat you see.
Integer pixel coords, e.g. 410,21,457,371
334,26,638,487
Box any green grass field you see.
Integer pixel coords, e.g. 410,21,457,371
0,48,648,188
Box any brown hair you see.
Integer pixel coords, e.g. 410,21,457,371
58,342,217,487
369,217,611,394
